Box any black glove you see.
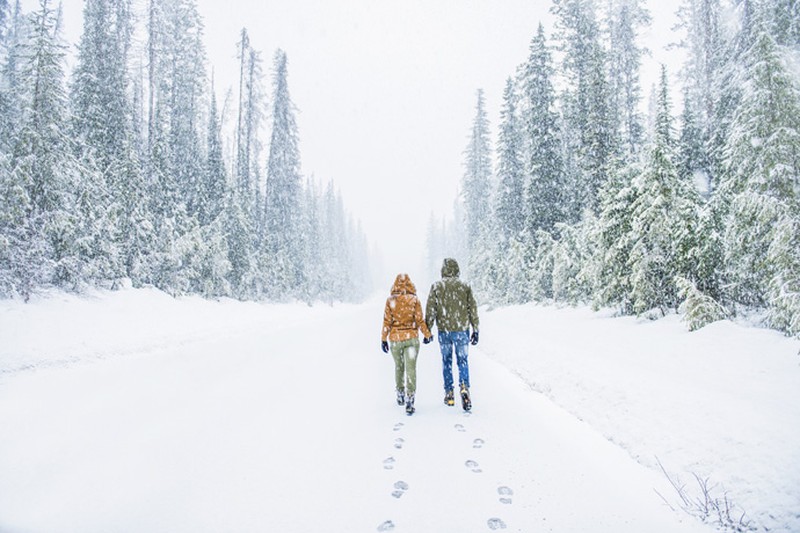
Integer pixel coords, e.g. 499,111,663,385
470,331,479,345
423,336,433,344
381,341,389,353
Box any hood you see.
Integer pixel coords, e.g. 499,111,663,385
441,258,460,278
390,273,417,296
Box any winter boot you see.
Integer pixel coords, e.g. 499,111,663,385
405,393,416,415
460,384,471,412
444,389,455,406
396,389,405,406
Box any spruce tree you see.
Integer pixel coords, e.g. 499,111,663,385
520,23,565,235
8,0,81,291
494,77,525,242
462,89,492,288
552,0,617,215
0,0,24,153
606,0,650,157
720,24,800,314
628,67,701,315
264,49,304,299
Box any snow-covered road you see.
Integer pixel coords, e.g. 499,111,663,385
0,292,716,533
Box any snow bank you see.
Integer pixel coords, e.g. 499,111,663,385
0,286,339,375
480,303,800,533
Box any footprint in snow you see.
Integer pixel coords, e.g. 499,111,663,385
473,438,485,449
377,520,395,531
498,486,513,504
487,517,507,530
393,422,404,432
465,459,482,473
454,423,466,432
391,480,409,499
383,457,396,470
394,438,404,449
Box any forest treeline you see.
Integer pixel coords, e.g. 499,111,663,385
0,0,372,303
429,0,800,336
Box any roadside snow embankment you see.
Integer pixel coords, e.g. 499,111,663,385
480,304,800,533
0,287,333,375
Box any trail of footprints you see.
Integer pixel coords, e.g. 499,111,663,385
378,419,513,531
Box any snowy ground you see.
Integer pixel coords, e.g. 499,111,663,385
0,288,797,532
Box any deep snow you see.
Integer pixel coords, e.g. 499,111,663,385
0,287,797,532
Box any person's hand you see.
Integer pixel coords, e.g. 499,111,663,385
423,336,433,344
381,341,389,353
470,331,479,345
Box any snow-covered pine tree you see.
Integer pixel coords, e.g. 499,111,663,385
768,0,800,45
462,89,493,291
551,215,595,304
628,66,702,316
495,77,526,245
6,0,84,293
299,176,323,303
720,21,800,317
605,0,650,157
184,81,230,298
0,0,10,42
319,181,348,302
200,81,227,227
520,23,566,235
552,0,617,215
225,185,257,300
676,275,727,330
677,87,710,196
234,30,266,240
264,49,304,299
71,0,148,285
145,0,208,294
676,0,723,141
0,0,25,153
592,159,640,313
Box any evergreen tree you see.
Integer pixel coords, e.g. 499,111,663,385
300,176,323,302
71,0,146,283
0,0,24,153
199,83,227,226
768,0,800,45
145,0,208,294
520,24,565,234
677,87,710,196
264,49,303,299
0,0,10,43
593,160,640,313
6,0,83,292
494,77,526,242
720,25,800,313
628,67,701,315
677,0,723,192
606,0,649,157
552,0,617,215
462,89,492,287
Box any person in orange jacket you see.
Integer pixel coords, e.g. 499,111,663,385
381,273,433,415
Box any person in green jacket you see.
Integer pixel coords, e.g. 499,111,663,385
424,258,479,411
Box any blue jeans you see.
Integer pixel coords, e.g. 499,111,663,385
438,330,470,391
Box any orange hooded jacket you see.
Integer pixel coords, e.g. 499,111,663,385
381,274,432,343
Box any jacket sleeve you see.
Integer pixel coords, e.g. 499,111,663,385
467,286,479,332
416,297,432,338
424,285,436,332
381,298,393,341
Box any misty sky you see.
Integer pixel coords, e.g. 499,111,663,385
37,0,683,281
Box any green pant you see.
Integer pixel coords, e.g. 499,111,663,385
390,338,420,394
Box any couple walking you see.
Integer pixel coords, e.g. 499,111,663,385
380,258,479,415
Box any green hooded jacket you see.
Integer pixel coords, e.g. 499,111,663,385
425,258,479,333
